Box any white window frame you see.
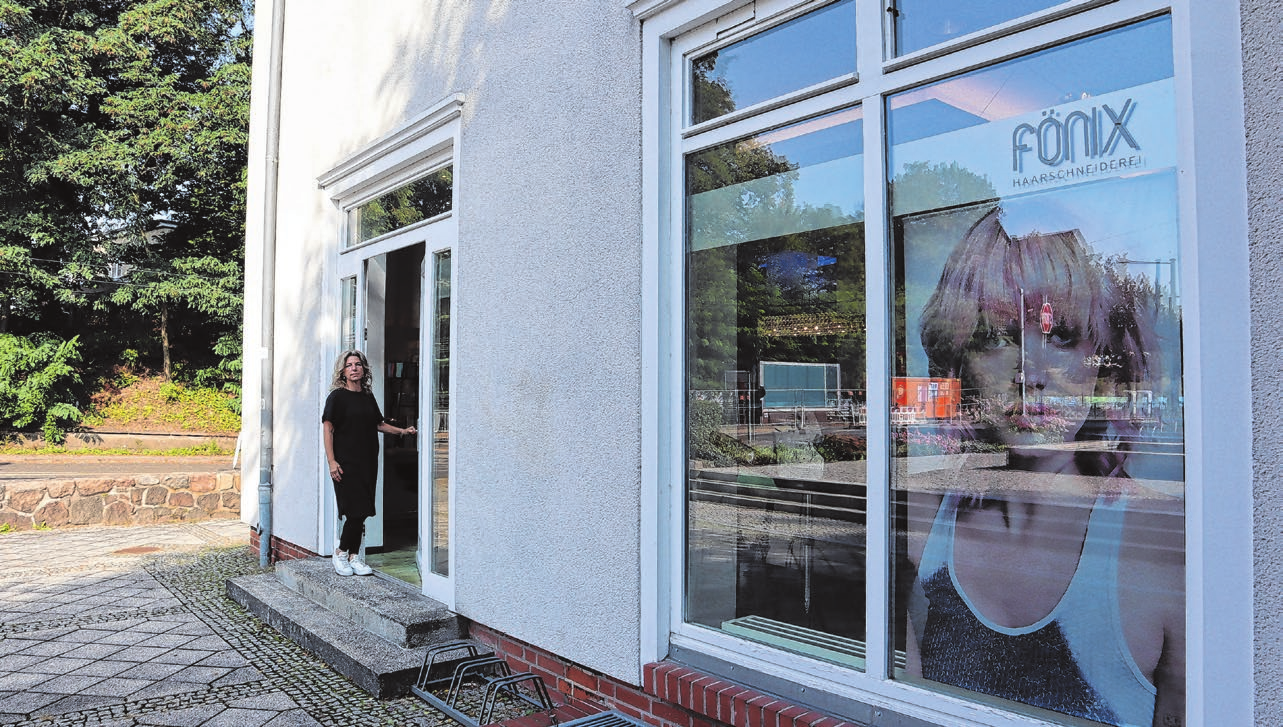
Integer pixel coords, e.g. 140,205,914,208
632,0,1252,724
316,94,464,606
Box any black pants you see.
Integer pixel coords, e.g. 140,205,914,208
339,515,366,553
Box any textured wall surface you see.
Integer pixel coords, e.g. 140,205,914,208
1243,0,1283,716
450,2,644,684
243,0,644,682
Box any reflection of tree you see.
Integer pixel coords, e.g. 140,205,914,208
1102,258,1182,408
358,168,453,241
687,134,865,396
890,161,997,215
890,162,998,378
691,53,734,124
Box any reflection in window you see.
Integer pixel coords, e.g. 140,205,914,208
887,18,1184,727
685,108,868,668
349,167,453,247
429,250,452,577
690,0,855,125
891,0,1064,56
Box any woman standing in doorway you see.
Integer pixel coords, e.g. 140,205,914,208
322,350,416,576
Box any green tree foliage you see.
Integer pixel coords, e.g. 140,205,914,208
355,167,453,242
0,333,82,442
0,0,251,386
685,123,867,397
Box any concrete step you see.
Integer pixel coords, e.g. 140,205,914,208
273,557,463,648
228,572,432,697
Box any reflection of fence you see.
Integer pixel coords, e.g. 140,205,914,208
691,389,743,421
692,388,863,430
949,389,1182,433
760,362,839,410
891,408,917,425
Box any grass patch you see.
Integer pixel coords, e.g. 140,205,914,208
82,372,240,434
0,441,233,457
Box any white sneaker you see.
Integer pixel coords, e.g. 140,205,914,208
332,550,354,576
349,553,373,576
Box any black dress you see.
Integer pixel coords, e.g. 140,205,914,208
322,387,383,519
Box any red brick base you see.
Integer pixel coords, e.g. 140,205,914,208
470,625,857,727
643,663,858,727
247,529,318,563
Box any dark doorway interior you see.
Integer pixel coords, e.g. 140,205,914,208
368,243,424,585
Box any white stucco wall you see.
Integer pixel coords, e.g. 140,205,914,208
1243,0,1283,718
243,0,644,682
449,5,644,682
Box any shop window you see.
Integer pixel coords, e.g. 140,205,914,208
685,106,868,667
889,0,1069,56
690,0,856,125
656,0,1198,724
888,17,1184,727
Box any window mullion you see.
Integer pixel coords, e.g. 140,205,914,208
861,89,892,681
856,0,892,682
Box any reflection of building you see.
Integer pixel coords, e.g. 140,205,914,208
240,1,1274,726
893,377,961,419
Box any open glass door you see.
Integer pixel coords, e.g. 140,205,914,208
420,248,453,604
363,244,424,583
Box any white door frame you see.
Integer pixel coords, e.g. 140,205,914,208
418,230,456,607
319,93,465,599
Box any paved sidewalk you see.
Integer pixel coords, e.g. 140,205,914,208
0,521,451,726
0,456,232,481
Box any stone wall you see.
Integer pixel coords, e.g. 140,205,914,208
0,471,240,531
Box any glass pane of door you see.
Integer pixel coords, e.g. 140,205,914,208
428,250,452,577
340,276,357,350
360,246,423,585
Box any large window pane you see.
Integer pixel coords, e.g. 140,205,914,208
685,108,868,668
349,166,453,247
887,17,1184,727
891,0,1065,57
690,0,855,125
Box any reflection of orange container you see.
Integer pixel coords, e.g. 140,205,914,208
893,377,961,419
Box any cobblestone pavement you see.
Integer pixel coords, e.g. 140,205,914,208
0,521,453,726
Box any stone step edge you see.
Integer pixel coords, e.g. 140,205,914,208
274,557,462,648
227,572,429,698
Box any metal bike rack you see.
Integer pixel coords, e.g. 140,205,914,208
478,672,554,725
411,639,554,727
